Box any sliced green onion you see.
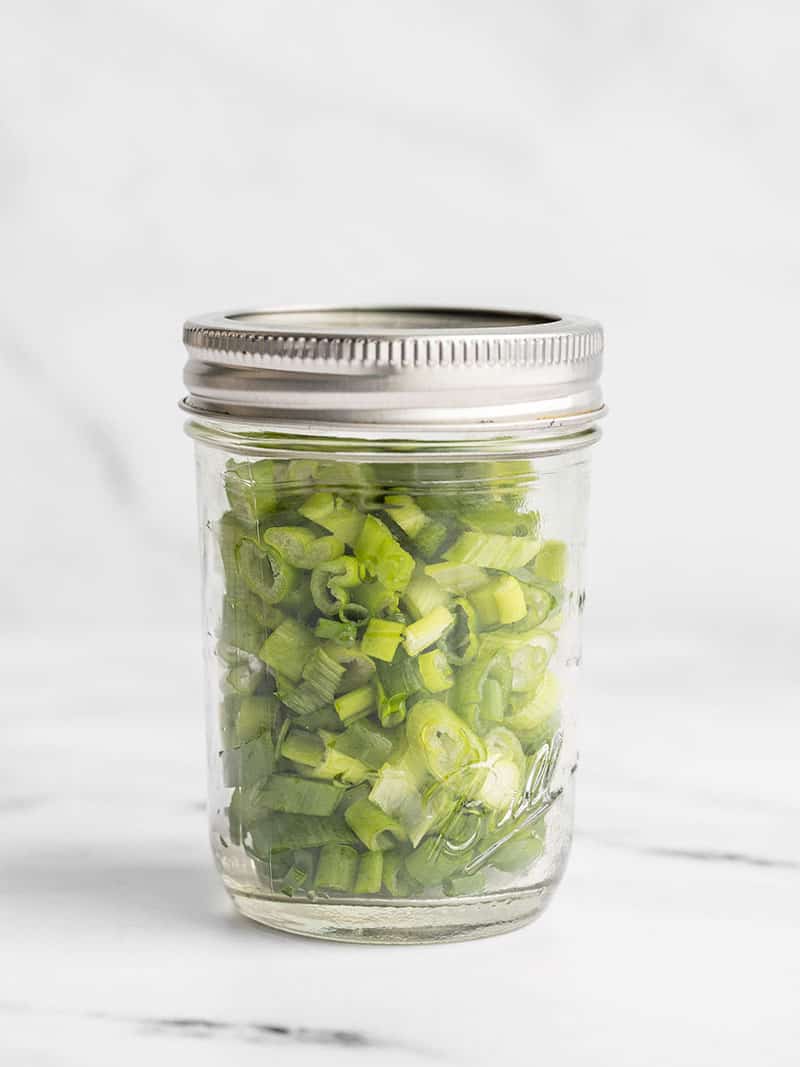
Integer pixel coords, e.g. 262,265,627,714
323,643,376,693
261,526,344,569
219,693,241,749
444,871,485,896
455,647,512,736
353,850,384,894
510,644,549,693
224,659,265,696
222,733,274,789
302,742,370,786
248,813,358,854
418,648,454,692
236,538,298,605
490,575,527,625
425,561,487,594
480,626,557,658
534,540,567,582
488,825,545,873
237,694,276,744
334,718,395,770
283,458,319,488
280,728,325,767
310,555,361,616
519,583,554,627
477,727,526,811
404,836,465,888
404,606,453,657
361,618,406,662
280,647,345,716
506,672,560,752
469,582,501,628
257,773,344,816
444,531,541,571
259,619,317,684
383,494,428,537
314,843,359,892
224,459,277,522
349,579,400,617
438,598,479,666
314,618,358,644
355,515,415,592
219,595,267,658
382,851,416,897
315,461,376,503
376,679,407,729
218,511,253,590
227,788,242,846
345,797,407,850
461,501,540,538
292,703,341,733
334,684,376,724
481,677,505,722
279,848,316,896
412,517,450,560
369,755,434,845
402,571,448,620
299,492,364,545
406,699,484,784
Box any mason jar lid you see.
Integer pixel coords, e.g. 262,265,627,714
181,306,604,440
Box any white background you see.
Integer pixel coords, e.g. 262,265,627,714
3,0,798,641
2,4,799,1064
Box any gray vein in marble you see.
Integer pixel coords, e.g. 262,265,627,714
581,833,800,872
143,1017,371,1049
0,1002,444,1060
641,845,800,872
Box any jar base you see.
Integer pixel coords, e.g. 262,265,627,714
228,883,557,944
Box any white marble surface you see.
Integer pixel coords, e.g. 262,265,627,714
2,627,798,1065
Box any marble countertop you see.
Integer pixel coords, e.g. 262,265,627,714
2,628,797,1066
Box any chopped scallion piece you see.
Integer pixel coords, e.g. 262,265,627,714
281,729,325,767
299,493,365,545
257,774,344,816
402,571,448,620
418,648,454,693
353,850,384,894
534,540,567,582
259,619,317,684
404,606,453,657
355,515,415,592
444,531,541,571
383,494,429,538
361,618,406,662
314,843,359,892
334,684,376,724
236,538,299,605
424,561,487,594
345,797,407,851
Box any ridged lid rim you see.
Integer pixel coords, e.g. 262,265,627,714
181,305,605,438
183,305,603,370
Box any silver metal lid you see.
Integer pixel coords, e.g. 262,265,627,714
181,306,604,439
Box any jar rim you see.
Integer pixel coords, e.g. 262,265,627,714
183,411,603,461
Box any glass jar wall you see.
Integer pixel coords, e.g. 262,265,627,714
190,428,593,943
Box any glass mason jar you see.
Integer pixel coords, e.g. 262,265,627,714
181,307,605,944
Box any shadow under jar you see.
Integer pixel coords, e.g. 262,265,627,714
181,306,605,944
